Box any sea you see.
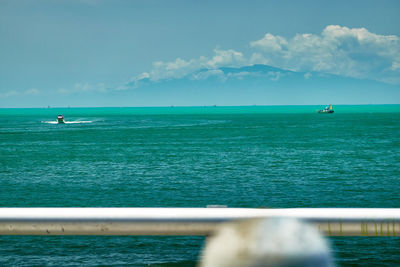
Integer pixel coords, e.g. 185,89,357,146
0,105,399,266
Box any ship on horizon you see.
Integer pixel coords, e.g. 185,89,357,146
318,104,334,113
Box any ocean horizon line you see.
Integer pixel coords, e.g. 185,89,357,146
1,104,400,116
1,103,400,109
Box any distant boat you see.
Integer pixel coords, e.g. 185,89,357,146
57,115,65,123
318,104,334,113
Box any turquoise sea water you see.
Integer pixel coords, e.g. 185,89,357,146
0,105,400,266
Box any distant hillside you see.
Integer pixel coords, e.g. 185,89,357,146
116,64,399,107
6,64,398,108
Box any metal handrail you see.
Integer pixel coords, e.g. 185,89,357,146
1,208,399,236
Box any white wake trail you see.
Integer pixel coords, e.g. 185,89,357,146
42,121,93,124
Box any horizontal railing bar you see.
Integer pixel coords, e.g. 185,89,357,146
0,208,399,236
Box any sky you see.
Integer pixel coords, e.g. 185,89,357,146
0,0,399,107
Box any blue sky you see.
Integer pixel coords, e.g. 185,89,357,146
1,0,399,107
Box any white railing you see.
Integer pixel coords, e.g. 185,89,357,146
0,208,399,236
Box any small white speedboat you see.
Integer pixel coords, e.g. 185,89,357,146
57,115,65,123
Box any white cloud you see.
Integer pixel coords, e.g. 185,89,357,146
74,83,90,92
191,69,286,82
304,72,312,79
0,90,19,98
192,69,226,81
225,71,271,80
250,33,288,52
267,71,282,81
58,88,67,94
25,88,40,95
75,82,107,92
136,72,150,80
0,88,39,98
392,61,400,71
250,25,400,83
127,25,400,86
58,82,107,94
149,58,198,81
129,48,248,85
249,53,269,65
227,71,253,79
204,49,246,69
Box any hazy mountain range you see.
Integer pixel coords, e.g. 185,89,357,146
2,64,399,107
115,64,399,107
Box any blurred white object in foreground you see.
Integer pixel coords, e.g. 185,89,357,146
200,218,333,267
0,208,399,236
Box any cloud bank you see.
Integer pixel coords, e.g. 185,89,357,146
251,25,400,84
129,25,400,86
0,88,40,98
126,49,247,86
